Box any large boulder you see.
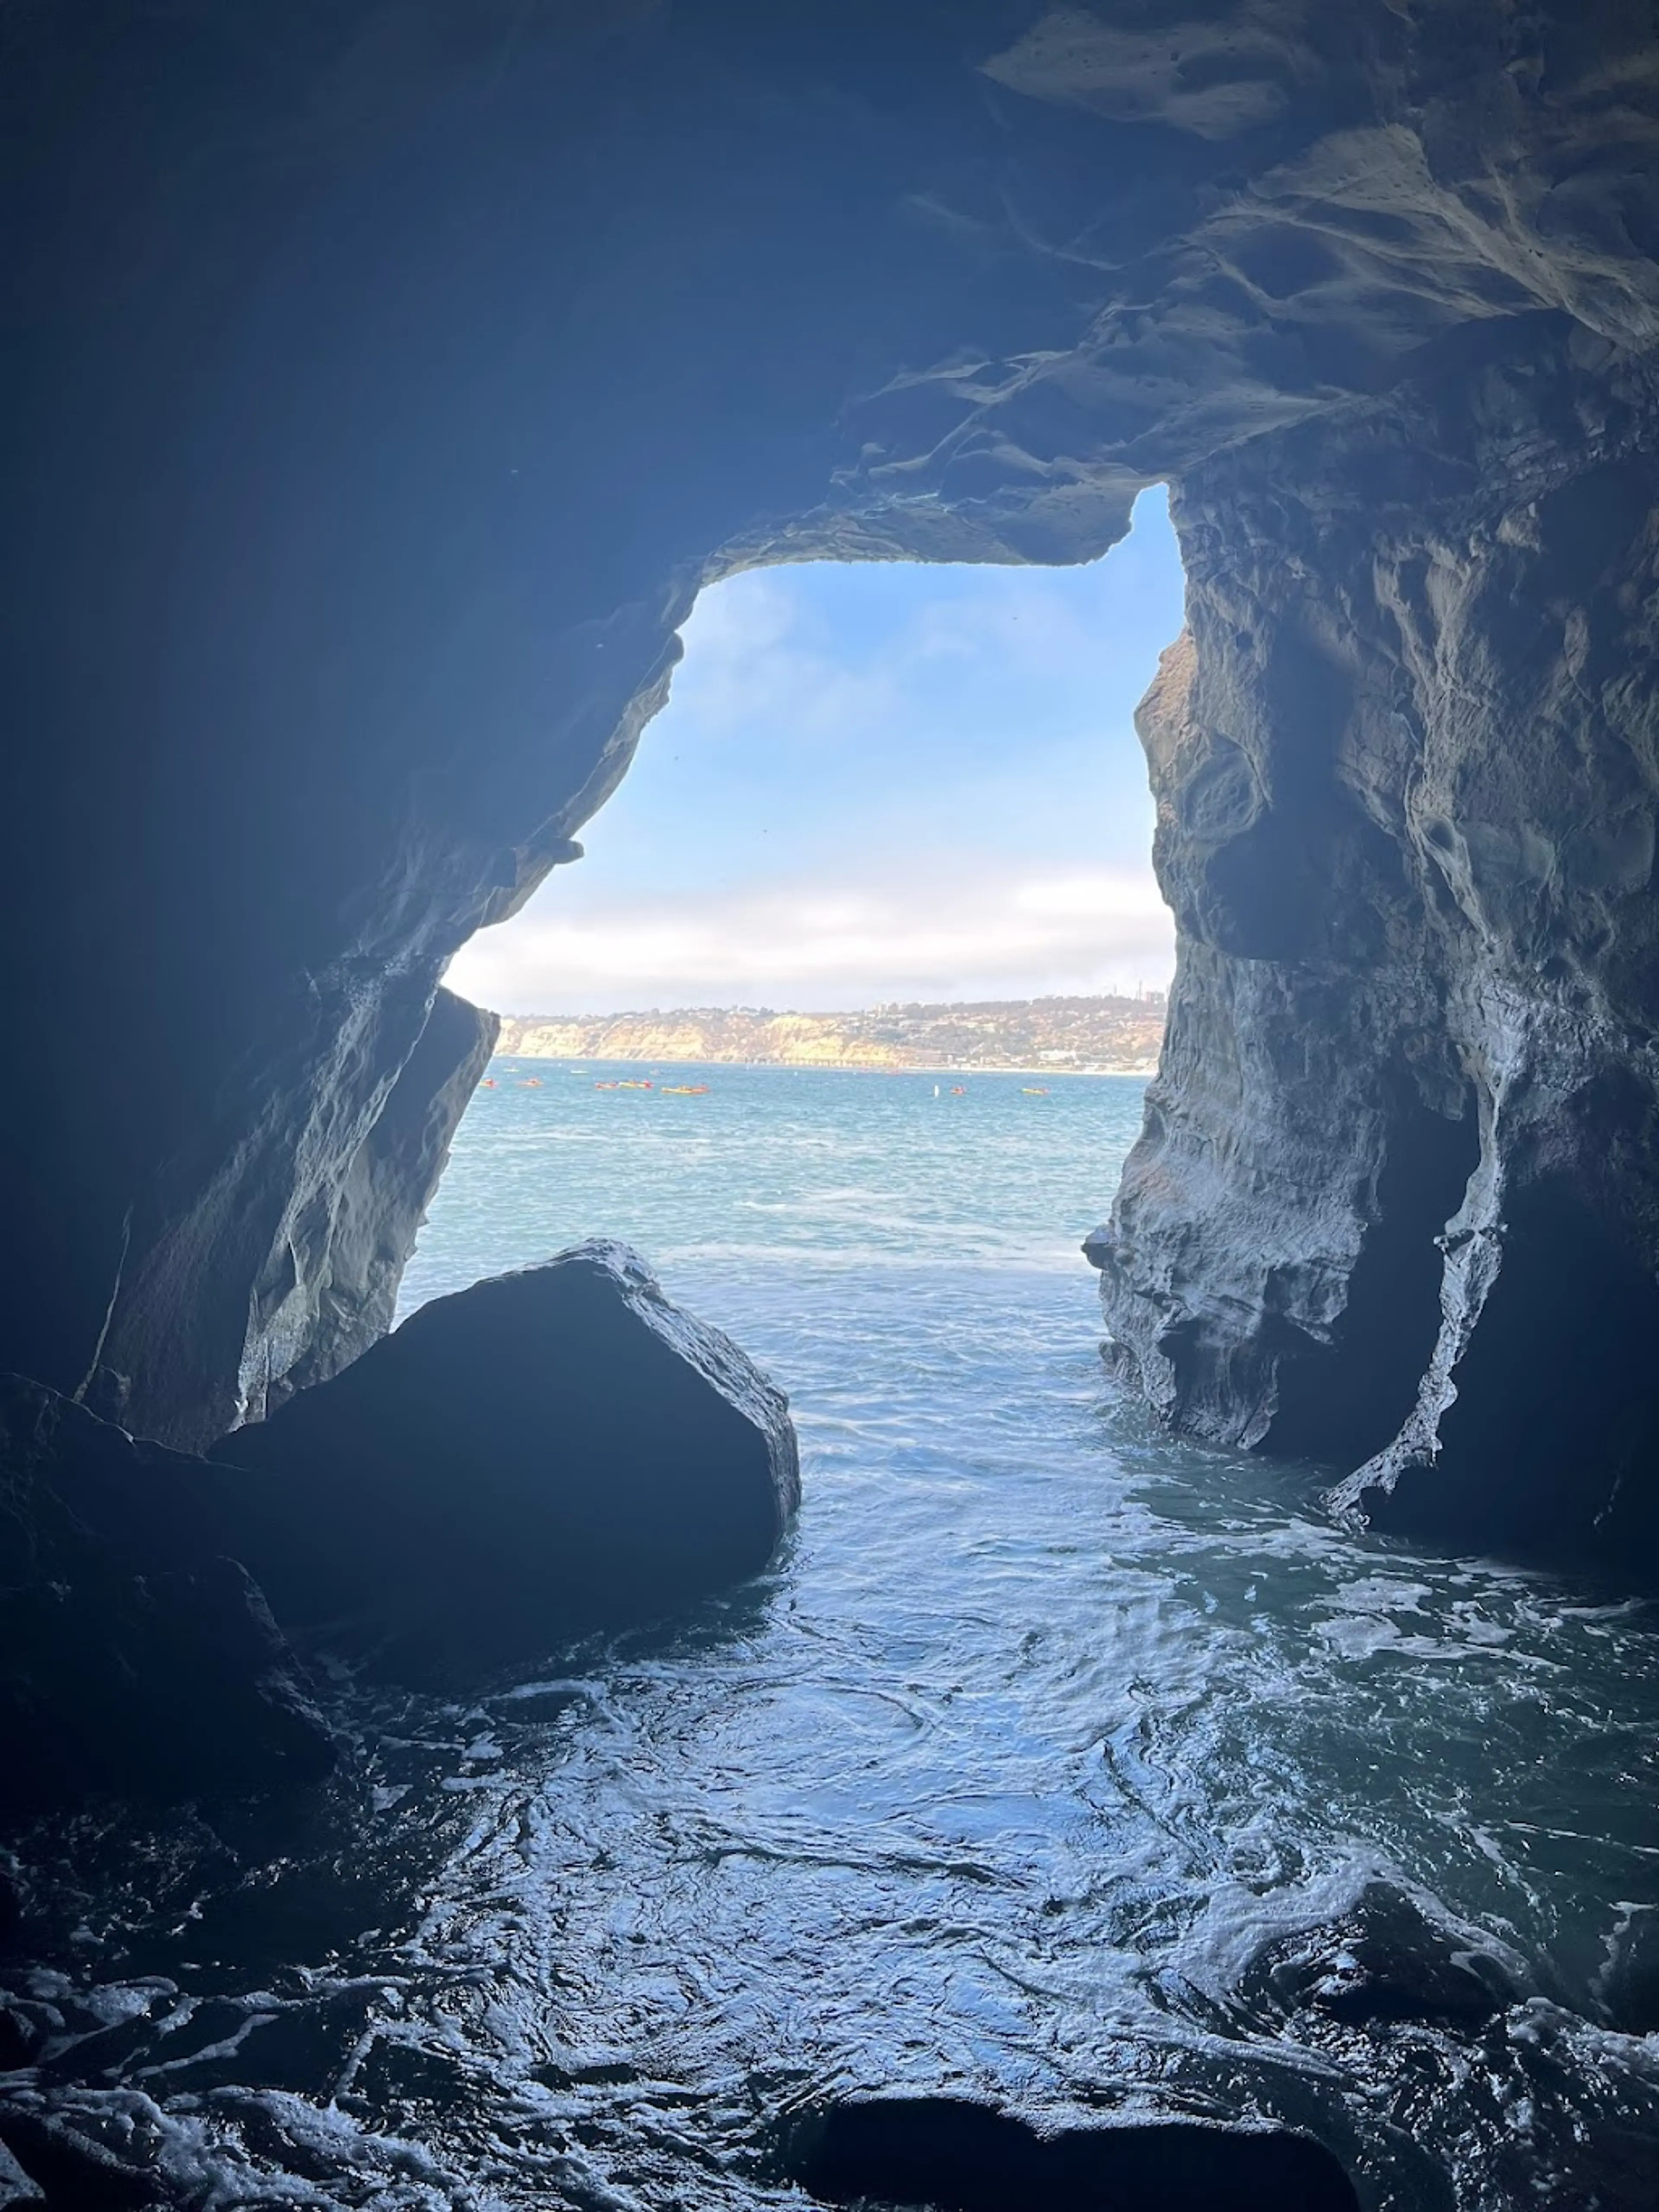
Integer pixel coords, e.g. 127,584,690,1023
0,1378,337,1809
213,1242,800,1673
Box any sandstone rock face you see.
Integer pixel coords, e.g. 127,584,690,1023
213,1243,801,1673
2,3,1659,1562
1096,328,1659,1564
496,997,1165,1072
81,980,507,1454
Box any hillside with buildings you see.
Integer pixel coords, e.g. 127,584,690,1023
493,993,1165,1074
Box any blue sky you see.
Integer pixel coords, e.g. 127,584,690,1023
448,489,1185,1013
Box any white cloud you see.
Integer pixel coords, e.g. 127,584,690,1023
446,860,1174,1013
444,513,1189,1015
1008,872,1163,920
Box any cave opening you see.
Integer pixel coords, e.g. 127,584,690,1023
404,491,1186,1320
8,8,1659,2205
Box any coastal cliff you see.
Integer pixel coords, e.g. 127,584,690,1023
496,996,1165,1074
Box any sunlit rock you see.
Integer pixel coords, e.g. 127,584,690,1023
1097,329,1659,1566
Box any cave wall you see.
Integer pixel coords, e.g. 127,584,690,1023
252,983,499,1417
2,0,1658,1520
1099,324,1659,1561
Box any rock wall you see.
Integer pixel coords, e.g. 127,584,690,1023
2,0,1658,1541
259,986,499,1416
77,977,501,1449
1098,324,1659,1563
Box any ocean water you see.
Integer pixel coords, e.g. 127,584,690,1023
10,1063,1659,2209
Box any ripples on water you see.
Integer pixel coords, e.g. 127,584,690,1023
8,1066,1659,2207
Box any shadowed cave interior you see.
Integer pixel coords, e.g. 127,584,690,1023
5,3,1659,2206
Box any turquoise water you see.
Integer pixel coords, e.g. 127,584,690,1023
403,1058,1149,1296
13,1063,1659,2208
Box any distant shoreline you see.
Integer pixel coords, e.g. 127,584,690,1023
490,993,1165,1079
491,1055,1156,1079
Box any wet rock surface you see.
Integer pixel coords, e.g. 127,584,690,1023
0,2110,161,2209
213,1241,801,1673
261,986,499,1416
1237,1882,1517,2034
0,1378,335,1809
788,2095,1361,2212
1601,1907,1659,2038
1098,326,1659,1566
0,2142,39,2209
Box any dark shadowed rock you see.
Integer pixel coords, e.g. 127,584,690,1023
1600,1907,1659,2037
1237,1883,1517,2035
0,2139,40,2209
213,1242,800,1671
0,1378,337,1810
0,2011,36,2076
1080,1223,1115,1270
0,1873,21,1959
0,2110,160,2209
3,1558,336,1808
788,2095,1360,2212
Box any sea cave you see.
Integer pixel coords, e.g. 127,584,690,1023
3,5,1659,2206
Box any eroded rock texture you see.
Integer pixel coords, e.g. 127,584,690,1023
1098,327,1659,1562
3,1,1659,1559
256,986,499,1416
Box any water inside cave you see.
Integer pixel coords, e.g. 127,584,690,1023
12,1064,1659,2208
12,521,1659,2210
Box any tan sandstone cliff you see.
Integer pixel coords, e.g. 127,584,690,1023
492,996,1166,1073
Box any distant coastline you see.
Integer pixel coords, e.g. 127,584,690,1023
491,993,1166,1076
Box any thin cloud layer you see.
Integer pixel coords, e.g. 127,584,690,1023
447,492,1185,1013
450,863,1174,1012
